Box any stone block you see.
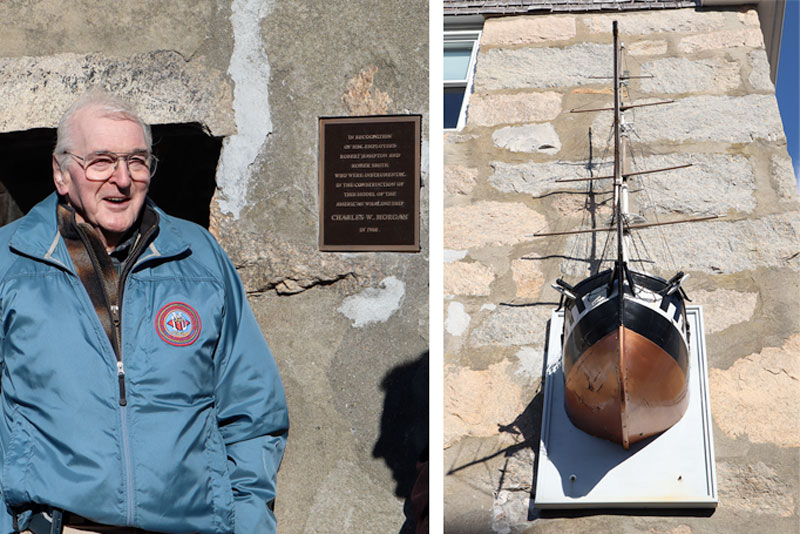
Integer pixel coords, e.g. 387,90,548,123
771,155,799,201
585,10,727,35
492,123,561,154
628,40,668,56
470,303,552,347
446,301,471,337
467,92,562,127
710,335,800,448
738,8,761,27
639,57,741,95
0,52,234,136
592,95,785,145
748,49,774,91
511,258,545,298
692,289,758,334
444,165,478,196
717,461,796,517
632,153,757,216
444,201,547,250
444,262,496,296
564,213,800,275
678,28,764,54
489,160,608,197
482,16,576,46
474,43,612,92
444,360,526,446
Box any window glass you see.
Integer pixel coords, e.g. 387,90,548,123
444,44,473,81
444,88,466,129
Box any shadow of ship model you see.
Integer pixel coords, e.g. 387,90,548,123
533,21,719,449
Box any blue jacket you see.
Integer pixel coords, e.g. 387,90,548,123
0,194,289,533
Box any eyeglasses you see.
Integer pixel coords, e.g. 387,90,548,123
62,151,157,182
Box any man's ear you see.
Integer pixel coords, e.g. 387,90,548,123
53,155,69,195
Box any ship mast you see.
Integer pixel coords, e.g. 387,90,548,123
613,21,626,319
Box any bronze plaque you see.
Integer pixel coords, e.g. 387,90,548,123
319,115,421,252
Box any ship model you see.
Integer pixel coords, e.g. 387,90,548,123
536,21,717,449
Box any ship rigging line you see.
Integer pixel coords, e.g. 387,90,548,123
529,215,720,237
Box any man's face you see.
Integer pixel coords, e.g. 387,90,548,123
53,107,150,250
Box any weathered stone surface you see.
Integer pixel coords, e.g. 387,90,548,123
514,346,544,380
211,208,373,295
553,193,613,219
647,526,692,534
586,10,727,35
445,131,479,144
446,301,471,337
470,304,552,347
511,259,545,298
710,335,800,447
628,40,669,56
678,29,764,54
444,249,468,263
0,52,234,135
489,159,611,196
444,201,547,250
492,123,561,154
445,165,479,196
337,277,405,327
748,50,774,91
692,289,758,334
467,92,562,127
632,153,757,216
592,95,785,145
563,213,800,276
0,1,215,58
771,155,799,201
474,44,612,92
444,360,525,447
303,459,404,533
639,57,741,95
341,65,391,115
482,16,576,46
717,461,796,516
492,485,534,534
444,261,496,296
738,8,760,27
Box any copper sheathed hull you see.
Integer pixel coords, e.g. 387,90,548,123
564,326,688,449
564,329,624,445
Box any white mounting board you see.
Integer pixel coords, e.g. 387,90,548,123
534,306,717,509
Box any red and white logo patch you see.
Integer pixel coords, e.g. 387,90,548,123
155,302,201,346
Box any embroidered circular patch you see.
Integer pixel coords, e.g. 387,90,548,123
155,302,201,346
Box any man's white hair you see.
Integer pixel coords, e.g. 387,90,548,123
53,89,152,169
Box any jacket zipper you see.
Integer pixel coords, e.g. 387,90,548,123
74,221,158,526
113,225,157,526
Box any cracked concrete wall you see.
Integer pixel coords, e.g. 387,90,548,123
444,7,799,534
0,1,428,532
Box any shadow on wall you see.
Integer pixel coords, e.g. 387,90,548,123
443,392,544,534
0,123,220,228
373,351,429,534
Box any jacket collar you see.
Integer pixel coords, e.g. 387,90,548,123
9,192,190,269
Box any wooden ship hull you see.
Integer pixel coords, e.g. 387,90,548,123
560,268,690,449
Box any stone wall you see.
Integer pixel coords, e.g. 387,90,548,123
0,1,428,533
444,7,799,534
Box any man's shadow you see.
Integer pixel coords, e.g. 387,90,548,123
372,352,429,534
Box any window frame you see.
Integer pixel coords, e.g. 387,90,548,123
444,29,481,131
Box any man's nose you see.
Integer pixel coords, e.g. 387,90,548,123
109,157,133,186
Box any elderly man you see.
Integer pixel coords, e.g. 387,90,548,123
0,91,289,534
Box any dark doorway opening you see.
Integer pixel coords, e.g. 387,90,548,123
0,123,222,228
